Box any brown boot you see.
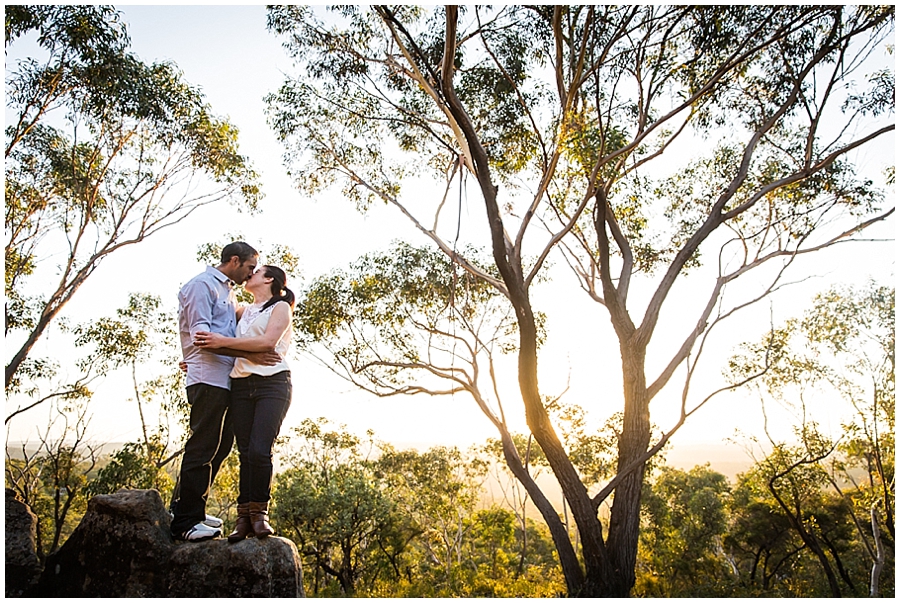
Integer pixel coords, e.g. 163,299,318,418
249,501,274,538
227,503,254,543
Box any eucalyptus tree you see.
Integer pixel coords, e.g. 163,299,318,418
725,477,804,593
729,438,857,597
638,465,732,596
274,418,414,596
267,5,894,595
805,285,895,546
729,282,895,596
5,5,261,393
376,444,488,591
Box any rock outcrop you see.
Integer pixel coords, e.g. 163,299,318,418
168,537,305,597
5,489,42,597
25,489,304,598
37,489,176,597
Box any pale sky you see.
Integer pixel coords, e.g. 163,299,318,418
5,5,895,475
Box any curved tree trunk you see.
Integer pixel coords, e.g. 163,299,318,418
7,306,59,389
498,430,585,593
768,480,843,597
513,298,610,591
437,8,622,596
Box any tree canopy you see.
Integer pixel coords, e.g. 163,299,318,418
5,5,261,399
267,5,894,596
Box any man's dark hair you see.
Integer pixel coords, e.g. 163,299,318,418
220,241,258,264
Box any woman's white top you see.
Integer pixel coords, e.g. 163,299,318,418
230,301,292,378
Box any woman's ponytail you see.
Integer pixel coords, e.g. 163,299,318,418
260,266,295,311
279,285,296,310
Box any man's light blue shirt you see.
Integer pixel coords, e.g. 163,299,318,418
178,266,237,389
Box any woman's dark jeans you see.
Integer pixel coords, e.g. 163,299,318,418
230,371,292,503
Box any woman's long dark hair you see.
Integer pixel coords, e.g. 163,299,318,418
260,265,295,311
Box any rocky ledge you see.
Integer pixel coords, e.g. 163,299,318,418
7,488,304,598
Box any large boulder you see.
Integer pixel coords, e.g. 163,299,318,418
168,537,305,597
33,488,304,598
37,488,175,597
5,489,42,597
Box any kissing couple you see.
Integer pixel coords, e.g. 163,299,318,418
169,241,294,543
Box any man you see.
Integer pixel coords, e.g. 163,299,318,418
170,242,279,541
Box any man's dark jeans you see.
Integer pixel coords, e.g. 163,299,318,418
231,371,292,503
170,383,233,536
168,417,233,515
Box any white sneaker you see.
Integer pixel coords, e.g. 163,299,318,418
179,522,221,542
203,514,224,529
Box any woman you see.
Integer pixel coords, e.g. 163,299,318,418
193,265,294,541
